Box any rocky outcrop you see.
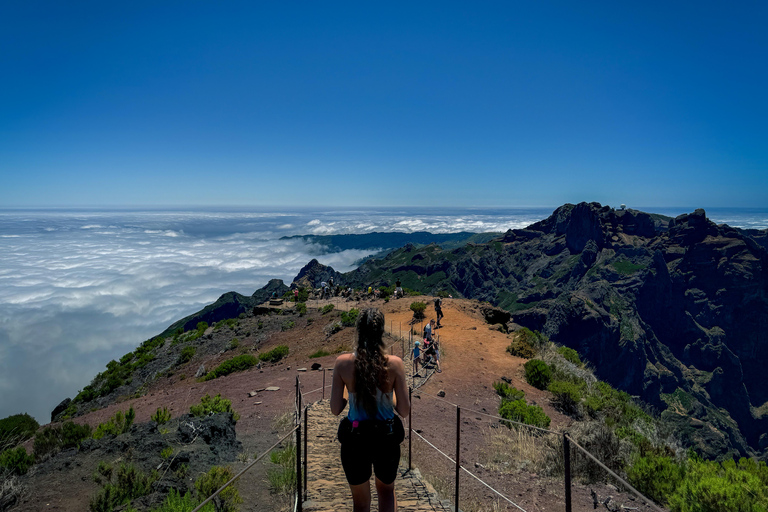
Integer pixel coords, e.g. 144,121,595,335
341,202,768,459
292,259,344,289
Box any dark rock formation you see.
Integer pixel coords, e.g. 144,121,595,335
292,259,344,289
341,202,768,459
50,398,71,423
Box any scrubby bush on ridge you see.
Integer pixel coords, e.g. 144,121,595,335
524,359,552,390
190,394,239,421
202,354,258,381
259,345,288,363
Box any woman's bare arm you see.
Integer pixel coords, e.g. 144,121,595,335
389,356,410,417
330,355,350,416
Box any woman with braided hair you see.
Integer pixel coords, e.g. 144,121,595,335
331,308,410,512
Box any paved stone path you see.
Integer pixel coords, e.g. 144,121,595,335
302,399,453,512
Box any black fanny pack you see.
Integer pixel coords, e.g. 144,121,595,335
337,416,405,445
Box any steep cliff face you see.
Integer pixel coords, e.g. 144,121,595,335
344,203,768,459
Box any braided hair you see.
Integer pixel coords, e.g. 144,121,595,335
353,308,388,418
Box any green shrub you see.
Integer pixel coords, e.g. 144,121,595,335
295,302,307,316
0,446,35,475
195,466,242,512
340,308,359,327
190,394,239,421
151,407,171,425
557,346,583,366
320,304,334,315
309,349,331,359
506,339,536,359
524,359,552,390
627,453,685,505
257,320,264,329
515,327,549,350
492,381,525,402
410,302,426,319
89,463,158,512
93,407,135,440
583,381,649,428
203,354,258,381
228,338,240,350
214,318,238,331
668,457,768,512
177,346,196,365
498,399,551,429
259,345,289,363
268,443,297,494
149,488,214,512
281,320,295,331
548,380,583,415
34,421,92,459
0,413,39,451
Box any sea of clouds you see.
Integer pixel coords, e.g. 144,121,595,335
0,207,552,423
1,206,765,423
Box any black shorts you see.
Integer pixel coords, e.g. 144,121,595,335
337,417,404,486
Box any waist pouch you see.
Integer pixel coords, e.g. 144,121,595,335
337,416,405,445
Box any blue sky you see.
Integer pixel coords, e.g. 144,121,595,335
1,1,766,208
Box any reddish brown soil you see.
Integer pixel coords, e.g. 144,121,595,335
11,296,664,512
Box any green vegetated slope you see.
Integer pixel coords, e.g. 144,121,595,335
340,202,768,461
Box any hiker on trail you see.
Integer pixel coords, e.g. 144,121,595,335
423,326,442,373
413,340,421,375
395,279,403,299
331,308,410,512
423,319,434,342
294,289,299,302
434,297,443,328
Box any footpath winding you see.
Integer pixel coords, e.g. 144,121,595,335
302,399,453,512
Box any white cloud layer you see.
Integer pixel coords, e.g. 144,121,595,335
0,206,761,422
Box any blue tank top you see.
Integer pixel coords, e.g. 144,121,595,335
347,388,395,422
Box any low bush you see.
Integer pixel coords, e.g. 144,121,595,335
340,308,359,327
190,394,239,421
259,345,289,363
506,339,536,359
268,442,297,494
309,349,331,359
524,359,552,390
410,302,427,319
0,413,39,451
295,302,307,316
498,399,551,429
88,463,157,512
320,304,334,315
93,407,135,440
203,354,258,381
492,381,525,402
176,346,196,365
627,453,685,505
557,346,583,366
151,407,171,425
34,421,92,459
516,327,549,350
548,380,583,415
281,320,295,331
214,318,238,331
195,466,242,512
148,488,214,512
0,446,35,475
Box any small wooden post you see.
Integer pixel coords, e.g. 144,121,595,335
455,406,461,512
564,433,572,512
322,369,326,400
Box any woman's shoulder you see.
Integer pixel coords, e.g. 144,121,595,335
334,352,355,367
386,354,404,369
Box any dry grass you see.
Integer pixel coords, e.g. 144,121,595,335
480,426,560,475
0,469,23,510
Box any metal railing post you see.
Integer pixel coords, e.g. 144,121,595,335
564,433,572,512
455,406,460,512
303,406,308,501
408,387,413,470
322,369,326,400
296,408,302,512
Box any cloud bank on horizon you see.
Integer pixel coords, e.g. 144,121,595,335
1,3,766,208
0,207,547,422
